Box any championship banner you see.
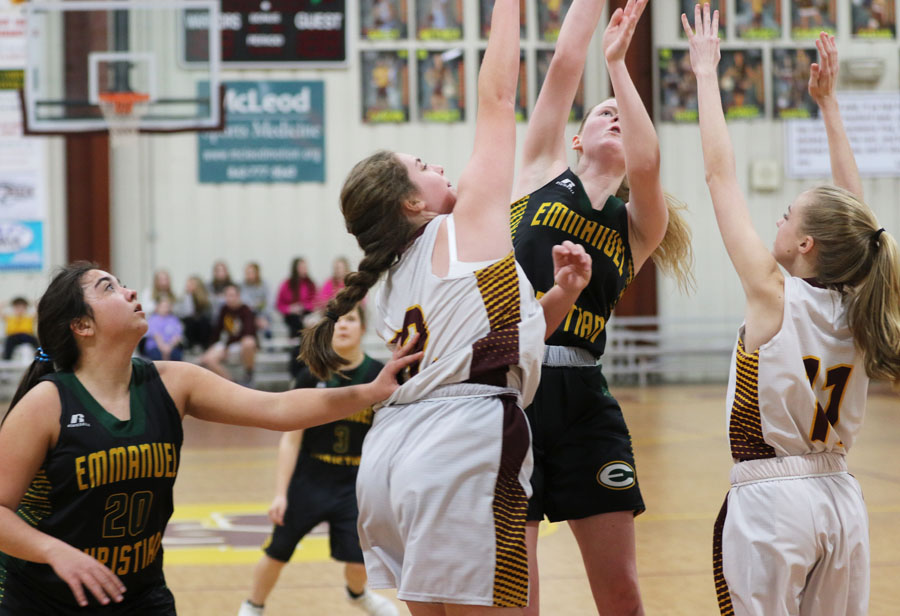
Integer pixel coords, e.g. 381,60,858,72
735,0,781,40
719,49,764,120
359,0,407,41
417,49,465,123
772,48,817,119
416,0,463,41
361,50,409,124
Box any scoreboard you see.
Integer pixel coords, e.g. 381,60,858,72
183,0,347,67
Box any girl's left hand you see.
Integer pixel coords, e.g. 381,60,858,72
552,241,592,295
370,334,424,399
682,3,721,77
808,32,838,105
603,0,649,64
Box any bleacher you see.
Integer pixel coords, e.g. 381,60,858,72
0,316,739,402
601,315,736,385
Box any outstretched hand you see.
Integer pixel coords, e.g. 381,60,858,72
808,32,838,105
370,333,424,400
552,241,592,296
682,3,721,77
603,0,649,64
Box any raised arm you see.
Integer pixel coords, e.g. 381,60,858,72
515,0,607,197
808,32,863,199
162,335,421,431
683,4,783,348
605,0,667,269
452,0,520,257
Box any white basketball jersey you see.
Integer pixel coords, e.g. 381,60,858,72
725,276,869,459
375,215,545,408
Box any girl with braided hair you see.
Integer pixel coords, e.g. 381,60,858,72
0,263,420,614
684,5,900,614
300,1,591,613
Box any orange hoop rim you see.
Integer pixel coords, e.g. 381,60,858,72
98,91,150,114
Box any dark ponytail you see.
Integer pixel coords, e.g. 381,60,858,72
4,262,95,420
300,151,418,380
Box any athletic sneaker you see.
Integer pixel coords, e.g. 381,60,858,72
237,599,264,616
347,588,399,616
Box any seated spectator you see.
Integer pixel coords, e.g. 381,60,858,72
141,269,174,316
143,294,184,361
317,256,350,308
175,275,214,352
208,260,235,316
276,257,317,337
3,297,38,361
241,262,273,338
201,283,257,386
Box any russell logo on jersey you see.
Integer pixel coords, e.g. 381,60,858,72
67,413,91,428
555,178,576,194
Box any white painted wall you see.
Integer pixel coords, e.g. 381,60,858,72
653,1,900,337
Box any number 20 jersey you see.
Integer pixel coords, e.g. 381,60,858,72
725,276,869,461
375,215,545,409
0,359,182,607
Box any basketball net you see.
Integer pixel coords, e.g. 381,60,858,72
98,92,150,148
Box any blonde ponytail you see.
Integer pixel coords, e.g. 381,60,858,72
616,183,696,293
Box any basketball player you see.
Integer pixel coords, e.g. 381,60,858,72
300,1,592,613
684,6,900,614
238,305,397,616
510,0,693,613
0,263,421,614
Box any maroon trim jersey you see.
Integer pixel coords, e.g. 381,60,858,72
375,214,545,408
511,168,634,357
0,358,182,610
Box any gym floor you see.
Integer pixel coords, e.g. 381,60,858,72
165,383,900,615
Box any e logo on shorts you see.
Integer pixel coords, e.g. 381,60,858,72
596,461,636,490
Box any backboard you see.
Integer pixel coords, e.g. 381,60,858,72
21,0,222,135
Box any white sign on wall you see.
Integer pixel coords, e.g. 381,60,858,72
785,92,900,179
0,0,26,70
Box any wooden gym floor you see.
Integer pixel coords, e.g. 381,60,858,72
162,383,900,615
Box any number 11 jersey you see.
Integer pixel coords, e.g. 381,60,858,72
726,276,869,460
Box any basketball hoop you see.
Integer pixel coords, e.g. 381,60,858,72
98,91,150,147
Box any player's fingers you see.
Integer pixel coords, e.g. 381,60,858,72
97,567,126,602
681,12,694,38
65,577,90,607
561,240,579,254
695,4,702,35
712,8,720,36
703,3,711,34
634,0,649,21
828,35,838,76
393,351,424,373
81,572,113,606
609,7,624,28
393,332,419,359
